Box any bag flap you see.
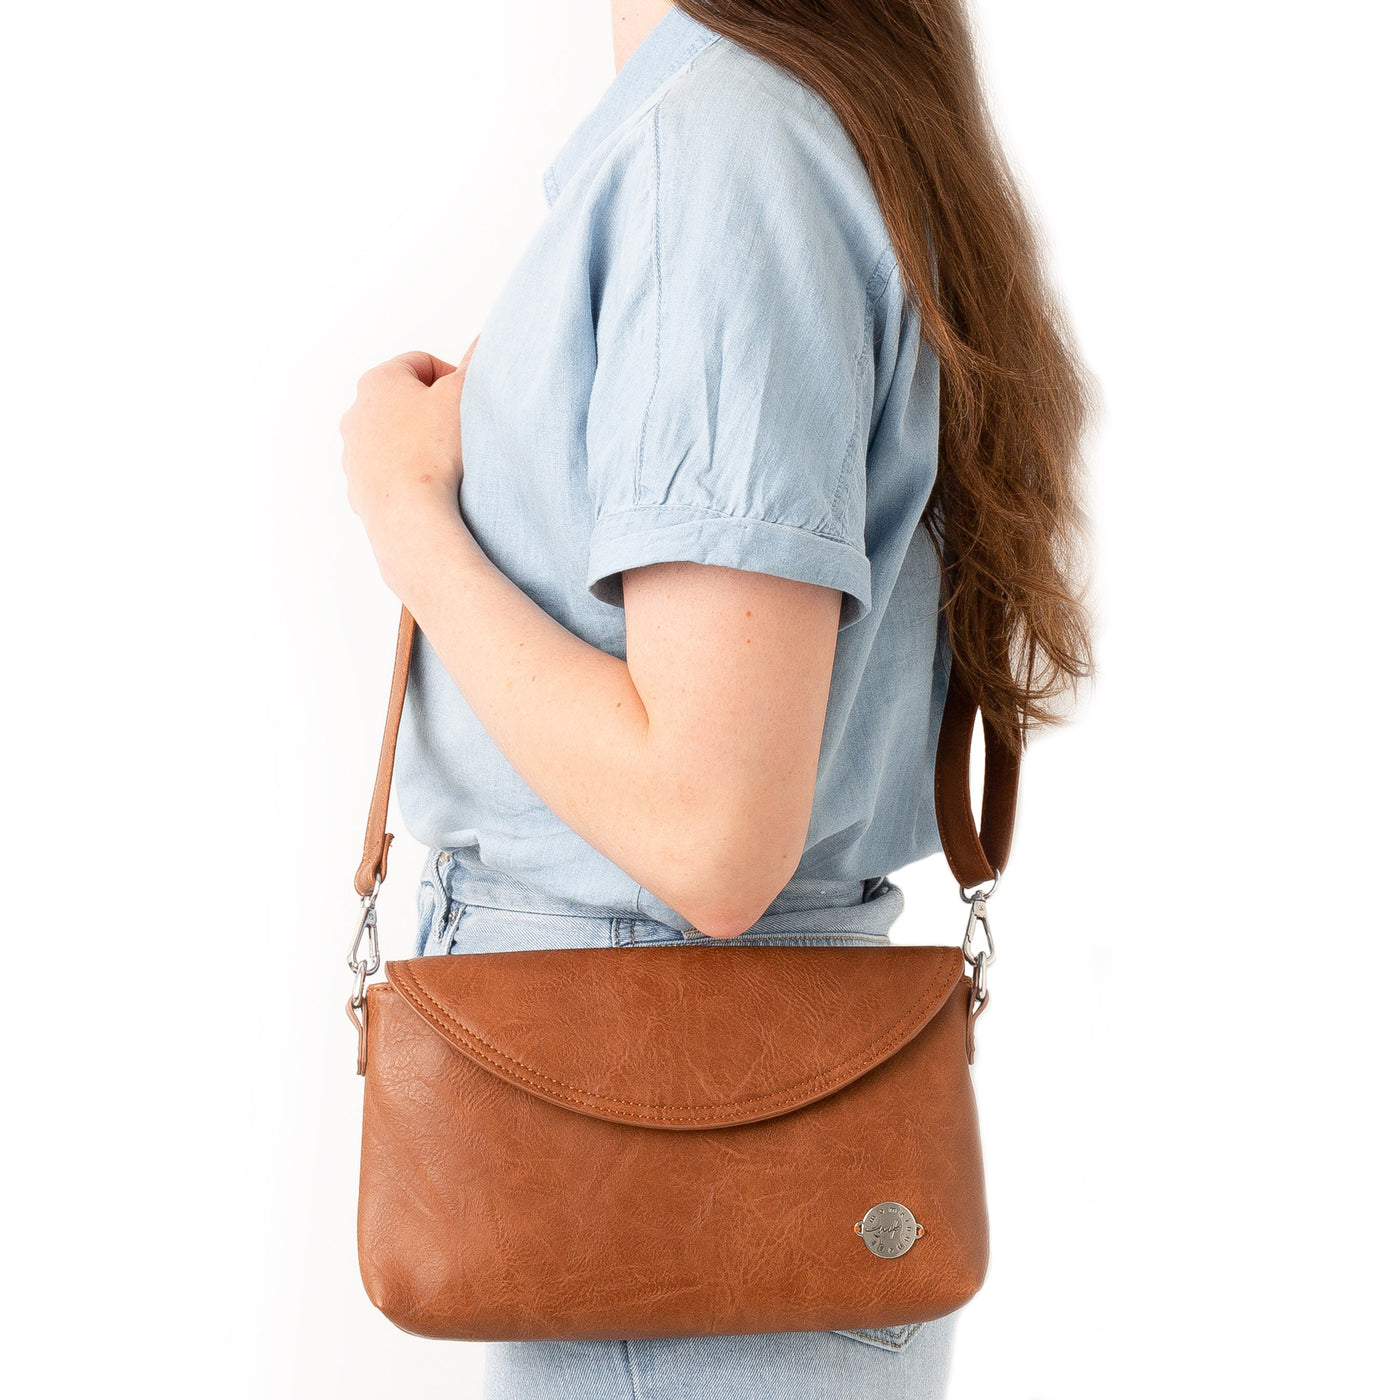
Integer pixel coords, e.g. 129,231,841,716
384,944,965,1130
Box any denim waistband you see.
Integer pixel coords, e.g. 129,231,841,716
430,843,904,940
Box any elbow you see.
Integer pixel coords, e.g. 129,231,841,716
666,843,801,942
683,907,761,940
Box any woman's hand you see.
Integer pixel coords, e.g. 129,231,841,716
340,337,480,593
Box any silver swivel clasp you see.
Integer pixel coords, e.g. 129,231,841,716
347,876,383,1002
959,870,998,1016
345,875,383,1074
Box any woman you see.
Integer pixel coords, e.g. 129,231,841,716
340,1,1091,1395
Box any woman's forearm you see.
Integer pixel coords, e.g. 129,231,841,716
338,350,811,936
385,503,773,934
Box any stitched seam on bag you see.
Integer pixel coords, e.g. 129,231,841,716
395,959,960,1122
390,955,962,1125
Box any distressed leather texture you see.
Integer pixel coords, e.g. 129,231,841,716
358,944,988,1341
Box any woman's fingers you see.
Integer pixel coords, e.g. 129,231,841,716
357,340,479,393
388,350,459,386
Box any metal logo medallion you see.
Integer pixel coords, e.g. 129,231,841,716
854,1201,924,1259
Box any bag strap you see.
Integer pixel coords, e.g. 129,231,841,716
353,605,1019,898
932,658,1020,891
354,605,418,898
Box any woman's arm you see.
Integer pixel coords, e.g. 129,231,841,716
341,351,841,939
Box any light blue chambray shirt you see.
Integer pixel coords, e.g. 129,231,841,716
397,6,949,928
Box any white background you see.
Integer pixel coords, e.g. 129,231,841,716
3,2,1396,1395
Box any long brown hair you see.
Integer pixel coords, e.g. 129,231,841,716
674,0,1094,747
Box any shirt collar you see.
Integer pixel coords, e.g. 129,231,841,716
543,7,721,207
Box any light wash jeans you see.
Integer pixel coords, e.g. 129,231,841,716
414,845,960,1400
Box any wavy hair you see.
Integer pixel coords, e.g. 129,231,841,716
674,0,1095,746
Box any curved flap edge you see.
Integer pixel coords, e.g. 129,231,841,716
383,944,965,1131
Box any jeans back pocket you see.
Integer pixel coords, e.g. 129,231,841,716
832,1323,926,1351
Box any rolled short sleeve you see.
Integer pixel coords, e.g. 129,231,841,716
583,87,890,630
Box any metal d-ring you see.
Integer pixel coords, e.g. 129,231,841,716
958,868,1000,904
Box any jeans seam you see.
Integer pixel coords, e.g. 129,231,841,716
434,897,628,921
835,1321,924,1350
440,902,466,952
417,851,452,957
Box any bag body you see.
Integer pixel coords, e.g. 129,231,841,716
357,942,987,1341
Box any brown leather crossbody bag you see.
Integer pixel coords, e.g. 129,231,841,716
346,605,1018,1341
